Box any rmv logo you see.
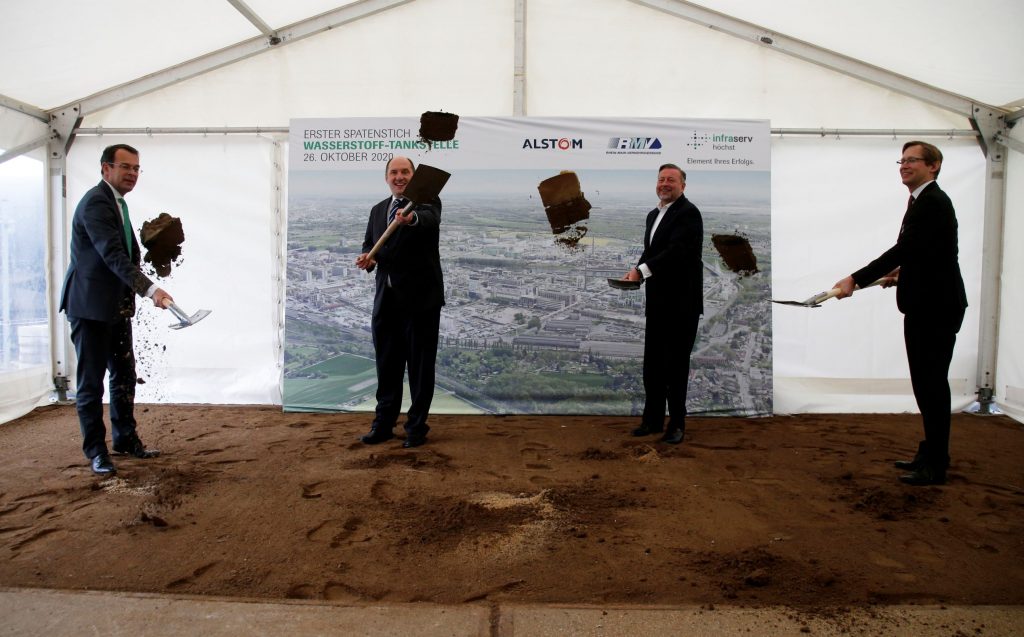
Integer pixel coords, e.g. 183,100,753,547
608,137,662,150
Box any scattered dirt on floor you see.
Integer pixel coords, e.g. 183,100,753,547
1,407,1022,618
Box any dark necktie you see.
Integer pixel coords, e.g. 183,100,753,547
118,197,133,258
388,198,406,225
900,196,915,236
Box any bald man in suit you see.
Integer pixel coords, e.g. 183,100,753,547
355,156,444,448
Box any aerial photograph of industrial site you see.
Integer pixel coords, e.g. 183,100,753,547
284,168,771,417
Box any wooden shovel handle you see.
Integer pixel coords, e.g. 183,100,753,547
811,277,886,305
365,201,415,261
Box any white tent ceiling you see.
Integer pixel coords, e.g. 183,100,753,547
2,0,1022,122
1,0,1022,423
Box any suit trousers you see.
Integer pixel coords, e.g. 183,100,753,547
903,313,958,471
370,287,441,436
642,312,700,431
69,315,138,459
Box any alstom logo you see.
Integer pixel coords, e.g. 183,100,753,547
522,138,583,150
608,137,662,150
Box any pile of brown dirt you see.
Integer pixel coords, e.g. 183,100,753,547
1,407,1022,613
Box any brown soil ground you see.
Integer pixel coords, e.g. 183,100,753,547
1,406,1022,613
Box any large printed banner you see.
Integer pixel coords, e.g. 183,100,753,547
285,117,772,416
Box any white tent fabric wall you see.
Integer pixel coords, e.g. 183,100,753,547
996,127,1024,421
0,110,46,152
0,148,49,425
771,136,984,413
57,133,989,415
64,135,286,405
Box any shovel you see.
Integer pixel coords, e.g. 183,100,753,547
772,278,885,308
365,164,451,261
161,298,212,329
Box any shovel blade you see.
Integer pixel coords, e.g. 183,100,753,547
168,308,212,329
402,164,451,204
771,300,821,308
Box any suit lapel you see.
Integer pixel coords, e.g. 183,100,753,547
644,208,658,248
647,196,685,248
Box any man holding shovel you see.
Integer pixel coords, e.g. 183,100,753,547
60,144,173,476
833,141,967,486
355,156,444,448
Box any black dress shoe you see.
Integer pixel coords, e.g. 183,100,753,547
894,441,927,471
660,429,684,445
631,424,663,437
899,466,946,486
893,459,920,470
360,428,394,445
402,436,426,449
91,453,116,476
113,438,160,459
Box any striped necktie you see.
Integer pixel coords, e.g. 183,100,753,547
118,197,133,258
388,198,406,225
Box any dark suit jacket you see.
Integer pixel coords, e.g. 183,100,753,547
362,196,445,316
60,181,153,322
852,181,967,328
638,195,704,317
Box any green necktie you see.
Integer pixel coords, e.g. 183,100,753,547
118,197,133,259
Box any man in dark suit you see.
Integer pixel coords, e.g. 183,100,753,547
355,156,444,448
835,141,967,486
622,163,704,444
60,144,173,476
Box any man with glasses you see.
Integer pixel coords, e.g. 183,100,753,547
833,141,967,486
60,144,173,476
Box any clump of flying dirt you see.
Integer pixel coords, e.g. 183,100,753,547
418,111,459,148
140,213,184,277
538,171,591,251
711,233,758,275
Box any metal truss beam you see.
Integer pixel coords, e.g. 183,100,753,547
0,133,51,166
0,93,48,122
513,0,527,116
966,106,1009,413
226,0,276,38
628,0,1003,119
994,130,1024,155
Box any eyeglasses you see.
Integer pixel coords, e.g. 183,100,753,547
896,157,925,165
105,162,142,173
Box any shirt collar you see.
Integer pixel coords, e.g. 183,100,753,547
104,179,126,199
910,180,934,200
